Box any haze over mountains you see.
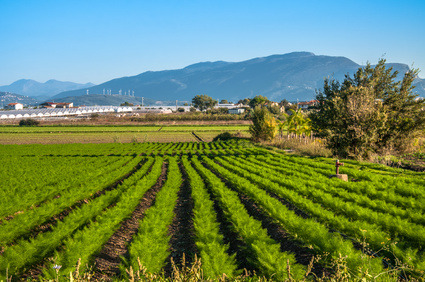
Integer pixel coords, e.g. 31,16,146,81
53,52,425,104
0,79,95,101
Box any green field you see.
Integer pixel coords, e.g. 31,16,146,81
1,141,425,280
0,125,250,144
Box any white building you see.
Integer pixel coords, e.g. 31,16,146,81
5,103,23,110
229,108,245,114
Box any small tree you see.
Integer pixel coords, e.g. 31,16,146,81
220,99,229,104
311,59,425,159
192,94,217,111
249,107,277,141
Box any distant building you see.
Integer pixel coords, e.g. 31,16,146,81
298,100,318,109
4,103,23,110
229,108,245,114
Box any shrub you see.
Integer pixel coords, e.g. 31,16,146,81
19,118,39,126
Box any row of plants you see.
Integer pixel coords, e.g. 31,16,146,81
0,155,143,247
181,157,238,278
0,155,130,218
252,149,425,212
191,157,306,280
0,158,158,279
127,157,181,274
201,156,386,278
215,155,425,273
246,154,425,225
43,157,164,278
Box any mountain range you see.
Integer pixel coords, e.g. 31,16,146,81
0,79,95,101
53,52,425,103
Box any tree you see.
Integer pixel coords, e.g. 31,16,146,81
249,107,277,141
192,94,217,111
120,101,134,106
238,98,251,105
310,59,425,159
220,99,229,104
249,95,269,108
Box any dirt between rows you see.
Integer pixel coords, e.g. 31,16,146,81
92,161,168,281
163,162,197,275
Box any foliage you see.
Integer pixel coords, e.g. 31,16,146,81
19,118,39,126
120,101,134,106
311,59,425,159
192,94,218,111
237,98,251,105
249,107,277,141
249,95,269,108
219,99,229,104
2,142,425,280
212,132,234,142
286,109,312,137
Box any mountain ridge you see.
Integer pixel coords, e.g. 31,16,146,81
0,79,95,100
55,52,424,102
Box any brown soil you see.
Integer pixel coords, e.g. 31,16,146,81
92,161,168,281
164,162,197,275
0,114,251,126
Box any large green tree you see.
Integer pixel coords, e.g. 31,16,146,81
192,94,217,111
311,59,425,159
249,95,269,108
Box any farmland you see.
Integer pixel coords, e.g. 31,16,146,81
0,125,250,144
1,140,425,281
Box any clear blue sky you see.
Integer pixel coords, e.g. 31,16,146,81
1,0,424,85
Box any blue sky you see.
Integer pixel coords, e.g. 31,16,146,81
1,0,424,85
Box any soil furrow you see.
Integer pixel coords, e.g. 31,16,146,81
191,131,204,142
164,161,196,275
92,161,168,281
193,159,257,274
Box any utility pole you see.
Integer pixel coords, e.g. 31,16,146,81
142,97,144,107
176,100,178,111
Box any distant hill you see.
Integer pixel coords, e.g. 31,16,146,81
0,79,95,100
53,52,425,102
0,92,40,107
53,94,159,107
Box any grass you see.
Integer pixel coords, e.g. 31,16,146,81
262,136,332,158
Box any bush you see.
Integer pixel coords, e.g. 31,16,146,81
19,118,40,126
249,107,277,141
212,132,234,142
